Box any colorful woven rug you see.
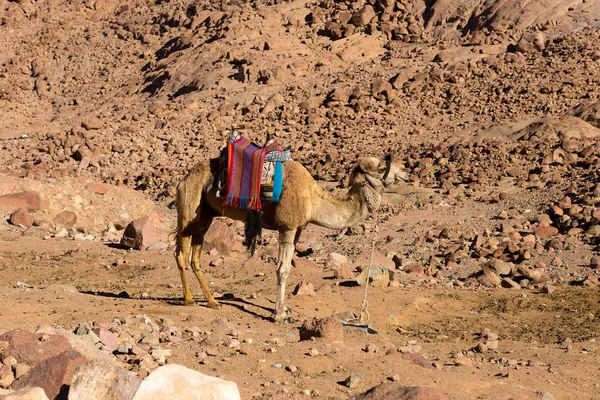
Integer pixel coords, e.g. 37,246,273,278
223,137,283,210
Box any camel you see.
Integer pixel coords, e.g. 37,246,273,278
175,152,404,322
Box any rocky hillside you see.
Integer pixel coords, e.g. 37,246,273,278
1,0,599,201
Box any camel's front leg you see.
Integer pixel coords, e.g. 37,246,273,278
274,229,296,322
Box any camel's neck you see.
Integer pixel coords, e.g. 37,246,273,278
311,187,372,230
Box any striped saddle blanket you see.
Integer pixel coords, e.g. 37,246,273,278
220,135,291,210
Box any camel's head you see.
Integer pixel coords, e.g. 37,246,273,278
383,158,409,187
349,157,390,212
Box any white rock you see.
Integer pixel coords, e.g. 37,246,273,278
0,386,49,400
132,364,241,400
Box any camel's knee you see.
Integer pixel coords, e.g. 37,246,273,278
175,251,187,270
277,266,290,284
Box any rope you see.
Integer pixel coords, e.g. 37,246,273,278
358,207,380,324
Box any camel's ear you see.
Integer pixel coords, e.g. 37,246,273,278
356,157,380,173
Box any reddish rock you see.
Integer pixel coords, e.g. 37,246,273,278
589,257,600,269
0,330,72,366
204,220,236,256
87,183,108,195
411,355,436,370
292,281,315,296
53,211,77,228
9,208,34,228
351,5,376,27
93,328,119,352
326,252,348,269
120,216,169,250
404,263,424,275
0,192,41,212
11,348,87,400
299,317,344,342
352,383,449,400
534,225,559,238
81,117,103,130
333,265,355,280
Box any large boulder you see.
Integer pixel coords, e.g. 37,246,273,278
0,330,72,366
0,387,49,400
9,208,33,228
68,358,140,400
121,216,170,250
53,212,77,229
11,349,87,400
132,364,240,400
0,192,41,212
204,219,236,256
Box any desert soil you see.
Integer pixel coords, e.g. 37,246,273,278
1,0,600,399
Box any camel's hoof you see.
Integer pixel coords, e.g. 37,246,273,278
207,301,222,310
183,299,196,306
273,309,292,323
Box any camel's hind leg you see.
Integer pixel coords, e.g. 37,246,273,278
175,160,216,306
274,228,297,322
189,213,221,309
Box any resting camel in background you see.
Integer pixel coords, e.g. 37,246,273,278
175,153,407,322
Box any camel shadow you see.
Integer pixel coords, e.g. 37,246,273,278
78,290,275,321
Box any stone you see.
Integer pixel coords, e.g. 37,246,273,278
204,220,236,256
9,208,33,228
93,328,119,352
411,356,436,370
344,374,363,389
351,5,376,27
542,284,557,294
87,183,108,195
53,212,77,229
0,364,14,388
333,265,355,280
132,364,240,400
299,96,322,111
483,259,512,276
538,391,555,400
352,383,449,400
81,117,103,130
516,32,546,53
292,281,315,296
479,270,501,287
0,387,49,400
356,266,391,288
398,344,421,354
501,278,520,289
34,327,115,366
12,364,29,380
121,216,169,250
326,253,348,269
299,317,344,342
11,349,87,400
589,257,600,269
0,330,72,366
534,226,559,238
0,192,41,212
68,358,140,400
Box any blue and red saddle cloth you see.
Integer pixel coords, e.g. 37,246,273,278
222,133,291,211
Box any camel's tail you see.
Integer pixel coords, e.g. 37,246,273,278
244,210,262,256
